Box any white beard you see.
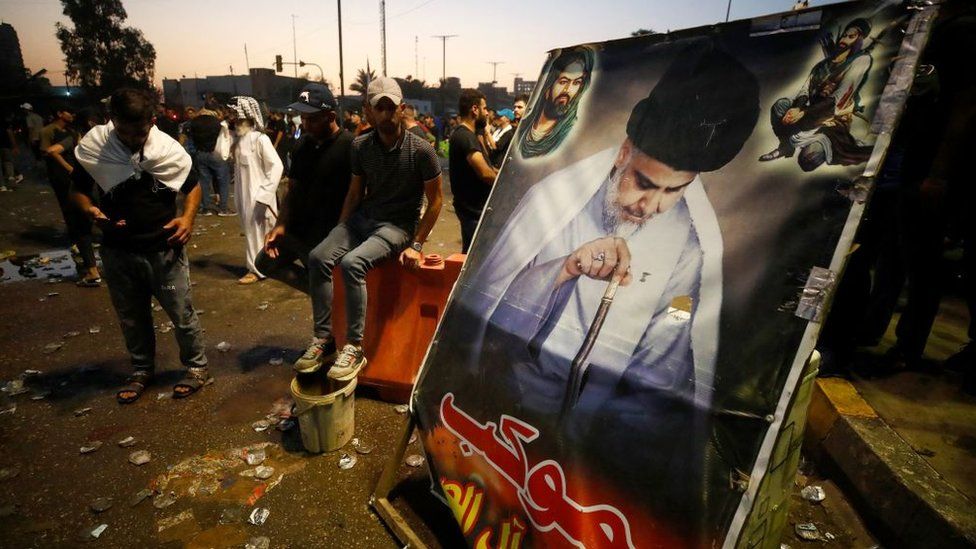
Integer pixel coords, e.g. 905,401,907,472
602,169,645,237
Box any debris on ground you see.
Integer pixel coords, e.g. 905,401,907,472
248,507,270,526
244,447,266,466
254,466,274,480
268,357,283,366
393,404,409,414
219,506,246,524
405,454,425,467
157,509,201,543
0,403,15,415
157,392,170,400
338,453,357,470
80,441,103,454
129,489,153,507
2,379,28,396
251,420,270,432
216,341,232,352
90,497,113,513
129,450,151,466
795,522,823,541
0,467,20,481
63,330,81,338
153,491,178,509
800,485,826,503
409,432,418,444
30,391,49,401
86,524,108,540
257,302,269,311
74,407,93,417
246,536,271,549
117,436,137,448
42,342,63,354
88,325,101,334
351,438,373,455
22,369,42,377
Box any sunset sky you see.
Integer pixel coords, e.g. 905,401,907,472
1,0,845,93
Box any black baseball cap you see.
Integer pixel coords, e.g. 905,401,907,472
288,83,338,113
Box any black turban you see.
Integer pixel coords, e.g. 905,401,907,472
844,18,872,38
626,40,760,173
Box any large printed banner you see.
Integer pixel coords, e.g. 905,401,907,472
413,1,927,546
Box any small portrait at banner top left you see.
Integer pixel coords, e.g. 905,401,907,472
518,45,595,159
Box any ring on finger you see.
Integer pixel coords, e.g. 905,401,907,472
593,252,606,262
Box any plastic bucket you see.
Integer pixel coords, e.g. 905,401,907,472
290,376,357,454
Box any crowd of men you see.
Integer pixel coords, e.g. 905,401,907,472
0,78,530,403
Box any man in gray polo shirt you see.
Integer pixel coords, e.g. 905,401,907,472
295,77,444,379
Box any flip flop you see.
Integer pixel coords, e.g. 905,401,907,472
173,367,214,399
117,370,153,404
76,276,102,288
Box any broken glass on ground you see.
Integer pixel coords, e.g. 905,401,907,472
129,450,151,466
800,485,826,503
338,453,357,470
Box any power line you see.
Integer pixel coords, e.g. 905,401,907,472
431,34,457,83
486,61,504,84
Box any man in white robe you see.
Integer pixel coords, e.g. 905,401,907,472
229,97,283,284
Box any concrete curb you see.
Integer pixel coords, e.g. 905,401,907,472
805,378,976,548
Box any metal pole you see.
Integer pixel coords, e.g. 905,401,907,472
292,14,298,78
380,0,387,76
338,0,345,106
244,43,250,73
725,0,733,22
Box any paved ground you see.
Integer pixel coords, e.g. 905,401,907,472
0,162,879,547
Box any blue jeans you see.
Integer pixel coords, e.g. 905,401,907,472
100,247,208,372
308,212,411,342
194,150,231,211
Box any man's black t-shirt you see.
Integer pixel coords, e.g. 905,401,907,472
491,127,514,168
286,129,354,245
156,115,180,140
189,115,221,153
449,125,490,219
72,167,199,252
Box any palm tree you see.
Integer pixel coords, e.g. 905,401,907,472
350,63,377,94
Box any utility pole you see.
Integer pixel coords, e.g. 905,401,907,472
337,0,345,105
291,14,298,78
414,36,418,78
380,1,387,76
431,34,458,83
486,61,504,84
725,0,733,22
244,43,250,73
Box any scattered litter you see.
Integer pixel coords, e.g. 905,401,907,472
156,392,169,400
90,497,113,513
246,536,271,549
153,491,178,509
195,309,206,316
405,454,425,467
118,436,137,448
351,438,373,455
80,441,103,454
30,390,50,401
0,467,20,481
245,448,266,466
74,407,93,417
252,420,271,432
254,466,274,480
217,341,232,353
269,357,283,366
409,432,418,444
88,325,101,334
219,506,246,524
268,397,294,419
89,524,108,539
0,403,15,415
276,418,296,431
129,450,151,466
158,509,195,532
43,342,63,354
22,369,42,377
795,522,823,541
2,379,28,396
153,305,163,312
825,532,836,541
239,468,257,478
159,325,172,334
338,453,358,470
248,507,270,526
129,489,153,507
257,302,269,311
800,485,826,503
46,291,59,297
394,404,409,414
63,330,82,338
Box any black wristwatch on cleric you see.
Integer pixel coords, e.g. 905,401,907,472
410,241,423,253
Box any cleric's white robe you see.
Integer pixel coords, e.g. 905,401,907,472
233,130,282,277
468,147,723,411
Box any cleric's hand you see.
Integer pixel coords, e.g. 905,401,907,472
557,236,632,287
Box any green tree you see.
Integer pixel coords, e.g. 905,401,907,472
349,65,377,95
55,0,157,94
631,29,656,36
394,75,429,100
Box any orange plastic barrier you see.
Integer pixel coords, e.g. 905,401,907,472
331,253,465,403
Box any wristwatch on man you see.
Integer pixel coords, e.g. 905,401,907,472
410,241,423,253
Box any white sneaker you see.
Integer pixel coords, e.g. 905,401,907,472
327,344,367,381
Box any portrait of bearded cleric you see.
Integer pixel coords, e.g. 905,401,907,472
519,45,595,158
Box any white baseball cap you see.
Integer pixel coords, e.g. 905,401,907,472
366,77,403,107
20,103,32,110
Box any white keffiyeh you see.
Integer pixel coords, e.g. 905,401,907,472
229,96,264,130
74,121,192,194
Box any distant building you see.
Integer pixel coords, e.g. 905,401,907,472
477,82,512,111
513,77,535,96
163,68,311,110
0,23,27,92
403,99,433,115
